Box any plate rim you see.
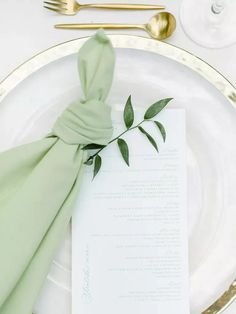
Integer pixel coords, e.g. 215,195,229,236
0,34,236,314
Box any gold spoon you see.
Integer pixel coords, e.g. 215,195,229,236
55,12,176,40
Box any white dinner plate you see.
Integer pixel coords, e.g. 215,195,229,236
0,35,236,314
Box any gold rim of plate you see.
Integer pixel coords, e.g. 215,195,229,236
0,34,236,314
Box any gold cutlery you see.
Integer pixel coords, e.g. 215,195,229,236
44,0,165,15
55,12,176,40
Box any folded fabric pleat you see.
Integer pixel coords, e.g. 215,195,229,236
53,99,113,145
0,30,115,314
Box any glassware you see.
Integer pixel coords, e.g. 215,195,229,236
180,0,236,48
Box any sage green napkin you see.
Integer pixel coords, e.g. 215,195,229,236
0,30,115,314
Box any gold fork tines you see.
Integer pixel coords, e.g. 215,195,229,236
44,0,165,16
44,0,69,14
44,1,67,7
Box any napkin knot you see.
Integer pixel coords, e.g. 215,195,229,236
52,99,113,145
52,30,115,146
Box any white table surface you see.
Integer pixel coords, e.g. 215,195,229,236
0,1,236,313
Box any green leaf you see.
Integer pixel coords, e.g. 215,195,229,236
123,95,134,129
93,155,102,179
84,158,93,166
154,121,166,142
82,143,106,150
117,138,129,166
138,126,158,152
144,98,173,120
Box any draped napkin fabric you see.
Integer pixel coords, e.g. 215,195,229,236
0,31,115,314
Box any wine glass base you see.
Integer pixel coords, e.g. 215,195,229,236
180,0,236,49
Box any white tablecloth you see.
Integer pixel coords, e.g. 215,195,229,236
0,1,236,313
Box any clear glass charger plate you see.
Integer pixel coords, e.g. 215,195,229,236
0,35,236,314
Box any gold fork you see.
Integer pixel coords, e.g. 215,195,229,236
44,0,165,15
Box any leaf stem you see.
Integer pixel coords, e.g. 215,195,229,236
85,119,146,163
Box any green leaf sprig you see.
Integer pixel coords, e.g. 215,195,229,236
83,96,173,178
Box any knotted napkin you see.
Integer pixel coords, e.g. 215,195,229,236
0,30,115,314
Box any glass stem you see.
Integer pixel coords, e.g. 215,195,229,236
211,0,225,14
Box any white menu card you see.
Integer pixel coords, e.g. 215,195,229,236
72,109,189,314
